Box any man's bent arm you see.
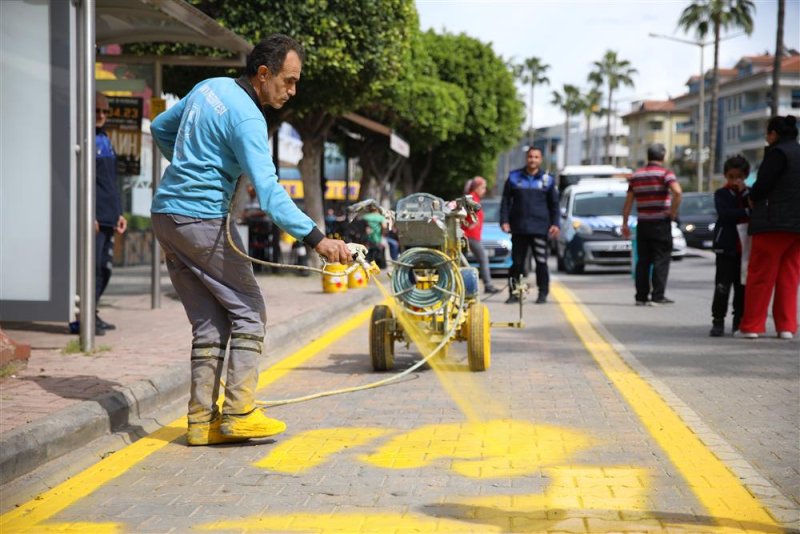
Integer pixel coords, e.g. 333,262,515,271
669,181,682,220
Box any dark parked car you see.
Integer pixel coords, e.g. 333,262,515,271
679,192,716,249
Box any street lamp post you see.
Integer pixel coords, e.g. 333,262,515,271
649,32,744,192
649,33,708,192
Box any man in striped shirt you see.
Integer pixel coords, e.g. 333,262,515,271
622,144,683,306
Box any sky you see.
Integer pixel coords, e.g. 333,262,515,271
416,0,799,128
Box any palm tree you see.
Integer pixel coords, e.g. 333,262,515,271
678,0,755,187
516,57,550,144
771,0,785,117
551,84,583,167
588,50,637,163
581,86,604,164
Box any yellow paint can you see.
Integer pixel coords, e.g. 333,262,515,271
322,263,348,293
347,265,368,289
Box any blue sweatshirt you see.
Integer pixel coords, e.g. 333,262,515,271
96,129,121,228
150,77,323,246
500,168,560,235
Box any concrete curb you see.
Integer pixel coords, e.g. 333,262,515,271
0,288,380,485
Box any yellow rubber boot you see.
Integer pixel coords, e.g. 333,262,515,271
221,408,287,439
187,416,250,446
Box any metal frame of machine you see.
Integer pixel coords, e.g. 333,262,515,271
363,193,491,373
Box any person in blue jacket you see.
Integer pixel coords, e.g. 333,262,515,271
150,34,352,446
71,93,128,335
709,155,750,337
500,147,560,304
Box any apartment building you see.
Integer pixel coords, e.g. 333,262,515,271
673,52,800,177
621,101,691,169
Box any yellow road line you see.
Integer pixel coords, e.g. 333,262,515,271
0,307,372,533
550,281,780,529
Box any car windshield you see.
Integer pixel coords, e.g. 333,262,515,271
680,194,716,216
573,192,628,217
480,200,501,223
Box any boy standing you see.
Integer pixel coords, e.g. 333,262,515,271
710,155,751,336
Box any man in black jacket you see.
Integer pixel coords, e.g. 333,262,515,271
500,147,560,304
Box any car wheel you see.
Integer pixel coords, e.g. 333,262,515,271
563,248,585,274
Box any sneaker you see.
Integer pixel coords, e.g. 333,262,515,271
505,295,520,304
221,408,286,439
68,320,105,336
96,316,116,331
187,416,250,446
709,323,724,337
635,300,651,307
737,331,759,339
484,285,501,294
652,298,675,305
778,331,794,340
535,293,547,304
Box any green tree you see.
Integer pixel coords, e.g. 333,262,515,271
408,30,524,198
515,57,550,145
350,28,468,202
551,84,583,167
580,86,604,164
678,0,755,184
588,50,637,163
129,0,416,235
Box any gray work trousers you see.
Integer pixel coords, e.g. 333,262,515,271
467,237,493,287
152,213,266,424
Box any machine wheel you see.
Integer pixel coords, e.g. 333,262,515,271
563,248,585,275
466,304,490,372
369,305,394,371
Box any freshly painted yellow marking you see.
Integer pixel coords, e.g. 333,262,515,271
197,512,501,533
0,307,373,533
256,307,373,391
254,427,393,473
0,421,185,533
550,282,780,528
361,419,593,478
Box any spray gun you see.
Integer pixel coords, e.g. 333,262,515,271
346,243,381,279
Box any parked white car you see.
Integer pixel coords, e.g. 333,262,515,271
556,179,686,274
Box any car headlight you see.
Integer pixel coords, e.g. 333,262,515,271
500,239,512,250
684,223,695,233
572,220,593,236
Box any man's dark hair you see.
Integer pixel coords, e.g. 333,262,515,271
526,146,543,156
646,143,667,162
766,115,799,140
723,154,750,176
246,34,305,77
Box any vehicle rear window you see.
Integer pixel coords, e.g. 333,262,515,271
481,200,501,222
573,192,629,217
680,194,715,216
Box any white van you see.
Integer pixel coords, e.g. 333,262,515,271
557,165,632,192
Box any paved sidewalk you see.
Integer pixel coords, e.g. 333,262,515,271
0,265,381,485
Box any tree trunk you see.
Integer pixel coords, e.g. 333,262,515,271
564,116,570,167
529,85,535,145
605,89,612,163
708,23,721,191
771,0,785,117
298,136,325,233
585,114,592,164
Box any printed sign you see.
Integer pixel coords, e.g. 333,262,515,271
106,96,143,175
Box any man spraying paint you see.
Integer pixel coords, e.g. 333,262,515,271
150,34,352,446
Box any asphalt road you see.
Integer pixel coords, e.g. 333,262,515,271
2,252,797,532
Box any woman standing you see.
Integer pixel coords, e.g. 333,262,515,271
463,177,500,294
739,115,800,339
